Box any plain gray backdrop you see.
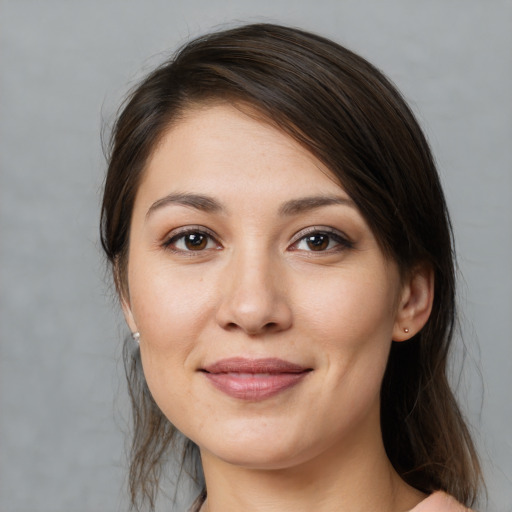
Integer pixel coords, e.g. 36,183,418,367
1,1,511,511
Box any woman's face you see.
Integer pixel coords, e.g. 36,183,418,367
123,103,416,470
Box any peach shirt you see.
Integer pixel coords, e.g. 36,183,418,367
411,492,473,512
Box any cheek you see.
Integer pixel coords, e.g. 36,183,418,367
300,268,399,399
294,274,396,440
131,273,206,432
299,268,399,346
128,262,214,350
127,266,214,413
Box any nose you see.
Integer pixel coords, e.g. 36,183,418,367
215,249,293,336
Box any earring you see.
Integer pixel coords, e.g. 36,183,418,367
404,328,410,333
132,331,140,343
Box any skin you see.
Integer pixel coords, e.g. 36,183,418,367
122,103,434,512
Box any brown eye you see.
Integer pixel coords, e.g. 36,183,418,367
292,229,353,253
305,234,330,251
164,229,219,252
184,233,208,250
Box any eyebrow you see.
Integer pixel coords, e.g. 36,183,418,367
146,193,224,219
278,195,356,215
145,192,355,220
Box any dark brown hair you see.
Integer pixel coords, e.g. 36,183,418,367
101,23,482,510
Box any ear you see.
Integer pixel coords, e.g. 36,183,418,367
392,263,434,342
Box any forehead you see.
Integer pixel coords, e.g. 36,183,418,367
138,103,346,208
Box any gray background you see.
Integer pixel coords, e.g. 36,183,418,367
1,1,511,511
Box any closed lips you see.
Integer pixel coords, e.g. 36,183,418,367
201,357,311,374
201,358,312,400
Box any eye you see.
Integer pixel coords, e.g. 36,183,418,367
163,228,220,253
290,228,353,253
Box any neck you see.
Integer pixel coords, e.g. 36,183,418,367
199,410,425,512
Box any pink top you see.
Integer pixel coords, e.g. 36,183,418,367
189,491,472,512
411,492,473,512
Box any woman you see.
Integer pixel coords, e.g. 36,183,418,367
100,23,483,511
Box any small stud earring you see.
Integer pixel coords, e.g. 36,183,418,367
404,328,410,333
132,332,140,343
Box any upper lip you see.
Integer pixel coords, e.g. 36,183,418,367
201,357,311,374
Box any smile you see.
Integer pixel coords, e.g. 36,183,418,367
201,357,312,401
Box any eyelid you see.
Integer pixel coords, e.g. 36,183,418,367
162,225,222,252
288,226,354,251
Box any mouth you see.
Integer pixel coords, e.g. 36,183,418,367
200,357,312,401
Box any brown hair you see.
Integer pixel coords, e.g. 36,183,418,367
100,23,482,510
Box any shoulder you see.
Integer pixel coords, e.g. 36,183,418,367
410,492,474,512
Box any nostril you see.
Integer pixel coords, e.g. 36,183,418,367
248,322,280,335
223,320,280,335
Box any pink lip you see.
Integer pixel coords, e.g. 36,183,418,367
201,358,311,401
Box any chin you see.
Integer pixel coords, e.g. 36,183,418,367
196,419,329,471
208,443,312,471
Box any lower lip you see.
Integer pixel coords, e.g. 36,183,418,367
203,372,309,400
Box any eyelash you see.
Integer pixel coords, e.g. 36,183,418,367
162,226,221,254
289,227,354,253
162,226,353,255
